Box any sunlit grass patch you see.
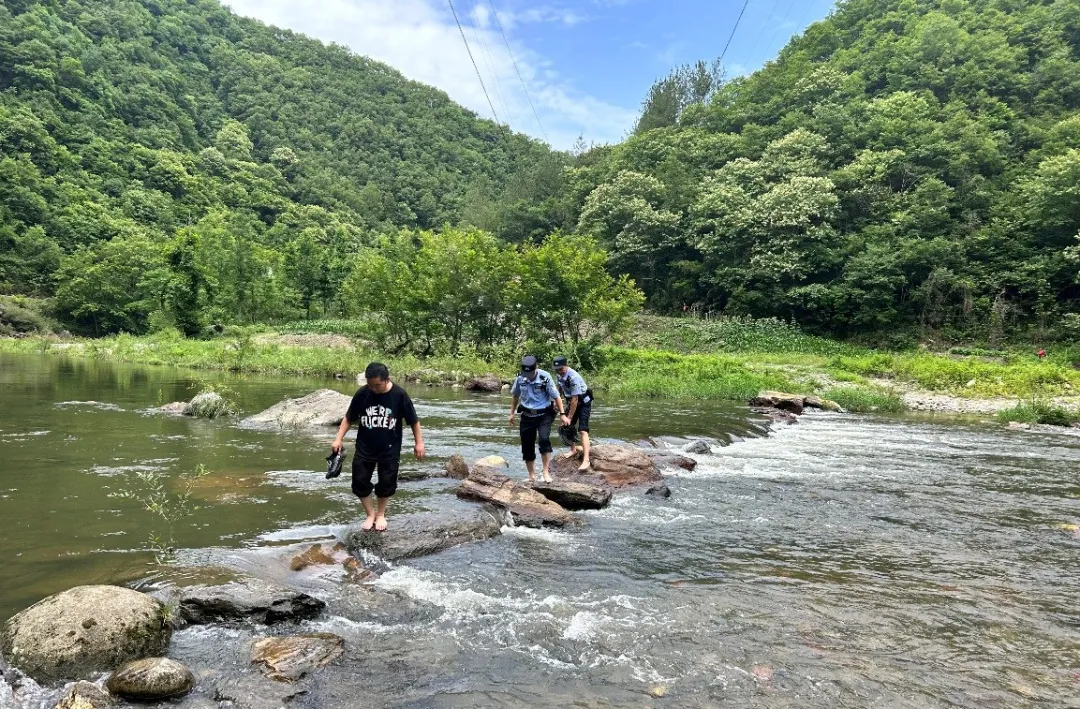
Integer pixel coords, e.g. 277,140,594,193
996,401,1079,427
822,386,906,414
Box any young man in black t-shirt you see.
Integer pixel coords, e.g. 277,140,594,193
332,362,425,532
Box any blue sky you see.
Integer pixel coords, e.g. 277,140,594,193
224,0,838,149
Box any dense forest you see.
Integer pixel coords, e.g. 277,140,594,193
1,0,1079,347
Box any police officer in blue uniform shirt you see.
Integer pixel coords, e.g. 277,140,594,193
554,356,594,471
509,355,565,482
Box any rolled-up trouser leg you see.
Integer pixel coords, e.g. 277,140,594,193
537,412,554,455
351,457,376,498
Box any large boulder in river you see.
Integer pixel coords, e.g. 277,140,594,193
553,444,663,488
106,658,194,700
749,391,806,415
0,585,171,683
444,454,470,479
457,466,580,528
465,374,502,393
347,506,503,561
176,578,325,627
524,480,612,510
241,389,352,428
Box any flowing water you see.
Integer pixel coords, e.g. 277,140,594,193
2,353,1080,708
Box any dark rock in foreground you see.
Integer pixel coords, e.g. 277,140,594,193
106,657,194,700
55,680,113,709
0,585,171,683
241,389,352,428
646,485,672,499
347,506,503,560
553,444,663,488
251,634,344,682
524,480,612,510
177,578,325,626
457,466,580,527
465,374,502,393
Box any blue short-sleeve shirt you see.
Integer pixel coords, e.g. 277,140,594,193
557,368,588,398
511,369,559,410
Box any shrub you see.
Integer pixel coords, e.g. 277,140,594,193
822,386,906,413
996,401,1079,427
0,296,55,335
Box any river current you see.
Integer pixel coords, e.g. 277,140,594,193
1,354,1079,708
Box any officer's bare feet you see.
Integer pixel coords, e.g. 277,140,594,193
361,516,376,531
542,471,553,483
374,515,388,532
578,460,591,472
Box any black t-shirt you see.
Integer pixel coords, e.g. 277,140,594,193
345,383,419,461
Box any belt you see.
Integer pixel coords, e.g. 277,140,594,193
520,406,551,416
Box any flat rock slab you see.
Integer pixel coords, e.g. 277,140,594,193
645,451,698,471
524,480,612,510
346,506,503,561
457,466,580,528
0,585,170,683
553,444,663,488
289,543,350,572
749,391,807,415
178,578,325,626
241,389,352,428
251,634,344,682
106,657,194,700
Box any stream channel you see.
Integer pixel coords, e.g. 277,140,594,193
1,353,1079,708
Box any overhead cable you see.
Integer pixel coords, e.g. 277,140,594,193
486,0,548,142
448,0,501,124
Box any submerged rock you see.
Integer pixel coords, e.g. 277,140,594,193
464,374,502,393
159,401,187,416
177,578,325,626
645,451,698,471
554,444,663,488
683,439,712,455
251,634,344,682
241,389,352,428
54,680,113,709
289,543,350,572
346,506,503,561
525,480,612,510
0,585,170,683
645,485,672,499
458,466,580,528
444,454,470,479
106,658,194,700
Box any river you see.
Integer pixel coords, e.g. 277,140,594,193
1,353,1079,708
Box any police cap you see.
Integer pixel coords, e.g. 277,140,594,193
520,355,538,372
553,356,568,368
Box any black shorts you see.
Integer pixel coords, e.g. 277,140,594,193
570,401,592,433
351,457,399,498
519,410,554,461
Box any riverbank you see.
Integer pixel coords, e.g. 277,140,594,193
2,319,1079,419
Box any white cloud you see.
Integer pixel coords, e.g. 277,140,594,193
223,0,635,149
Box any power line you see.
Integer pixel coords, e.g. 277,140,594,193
469,1,511,123
719,0,752,64
447,0,501,124
758,0,798,67
486,0,548,143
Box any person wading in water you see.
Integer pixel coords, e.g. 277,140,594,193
332,362,424,532
509,355,565,482
554,355,594,471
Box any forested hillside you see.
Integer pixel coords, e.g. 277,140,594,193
0,0,558,334
553,0,1080,344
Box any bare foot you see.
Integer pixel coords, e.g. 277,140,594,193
578,460,591,472
374,516,388,532
361,517,375,531
542,471,553,483
560,451,577,460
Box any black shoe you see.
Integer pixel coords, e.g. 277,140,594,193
326,449,346,479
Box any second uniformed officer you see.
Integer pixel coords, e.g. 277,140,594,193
554,355,593,471
509,355,565,482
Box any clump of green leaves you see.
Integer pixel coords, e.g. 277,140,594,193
997,401,1079,427
183,386,237,419
822,386,905,414
115,464,212,565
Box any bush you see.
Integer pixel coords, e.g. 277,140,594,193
996,401,1079,427
183,389,237,419
822,386,906,413
0,296,54,335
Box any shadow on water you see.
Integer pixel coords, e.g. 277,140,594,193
3,353,1080,708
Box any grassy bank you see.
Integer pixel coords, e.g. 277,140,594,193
3,315,1078,416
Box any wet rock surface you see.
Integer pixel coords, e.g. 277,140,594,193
464,374,502,392
177,578,325,626
289,543,350,572
646,484,672,499
106,657,195,700
749,391,807,415
346,506,503,561
683,439,712,455
159,401,188,415
0,585,170,683
524,479,612,510
54,680,114,709
251,634,344,682
444,453,469,479
241,389,352,428
645,450,698,471
457,466,580,527
553,444,663,488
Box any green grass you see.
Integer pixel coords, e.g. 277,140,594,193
822,386,906,414
620,314,862,356
996,401,1080,427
